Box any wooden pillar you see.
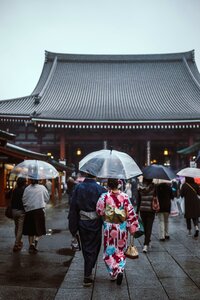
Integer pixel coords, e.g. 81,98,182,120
60,133,66,160
189,135,194,146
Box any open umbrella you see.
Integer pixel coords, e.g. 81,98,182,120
11,160,59,180
177,167,200,178
79,149,142,179
142,164,176,180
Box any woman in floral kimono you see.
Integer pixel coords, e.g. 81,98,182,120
96,178,139,285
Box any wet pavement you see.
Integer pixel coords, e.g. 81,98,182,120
1,197,200,299
0,195,74,300
56,210,200,300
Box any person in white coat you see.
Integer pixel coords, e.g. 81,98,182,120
22,179,49,253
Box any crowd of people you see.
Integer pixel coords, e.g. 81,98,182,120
68,172,200,287
6,171,200,288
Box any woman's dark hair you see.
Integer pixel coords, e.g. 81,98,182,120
185,177,194,184
16,177,26,187
143,177,153,185
30,179,39,185
107,178,119,189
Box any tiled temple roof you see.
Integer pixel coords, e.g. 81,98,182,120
0,50,200,128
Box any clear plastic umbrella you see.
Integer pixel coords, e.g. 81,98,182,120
79,149,142,179
11,160,59,180
177,167,200,178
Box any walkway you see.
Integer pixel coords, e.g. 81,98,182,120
1,198,200,300
56,214,200,300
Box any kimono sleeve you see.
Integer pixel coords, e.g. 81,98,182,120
96,193,107,217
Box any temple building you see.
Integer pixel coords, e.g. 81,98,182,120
0,50,200,171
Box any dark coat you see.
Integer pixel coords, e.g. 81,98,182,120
156,183,174,213
180,182,200,219
11,186,26,211
68,178,106,236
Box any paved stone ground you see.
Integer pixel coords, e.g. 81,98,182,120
56,213,200,300
1,198,200,300
0,196,74,300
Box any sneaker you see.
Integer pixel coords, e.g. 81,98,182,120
143,245,148,253
116,272,123,285
83,277,94,287
165,235,170,240
159,238,165,242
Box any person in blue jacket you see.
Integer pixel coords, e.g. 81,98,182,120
68,173,106,287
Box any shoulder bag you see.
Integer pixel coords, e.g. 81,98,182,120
152,196,160,212
5,205,13,219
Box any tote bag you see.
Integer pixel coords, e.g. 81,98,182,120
170,200,179,217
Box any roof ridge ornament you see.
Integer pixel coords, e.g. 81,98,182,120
34,95,41,104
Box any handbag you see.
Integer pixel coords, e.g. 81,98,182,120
125,235,139,259
5,206,13,219
170,199,179,217
152,196,160,212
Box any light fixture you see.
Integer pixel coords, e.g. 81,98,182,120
76,148,82,156
163,149,168,156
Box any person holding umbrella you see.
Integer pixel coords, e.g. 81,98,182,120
137,177,156,253
22,179,50,253
68,172,107,287
180,176,200,238
96,178,139,285
11,177,27,252
156,180,174,241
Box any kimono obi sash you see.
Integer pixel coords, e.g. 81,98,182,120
80,210,99,220
104,205,126,224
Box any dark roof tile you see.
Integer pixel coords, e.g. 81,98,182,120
0,50,200,124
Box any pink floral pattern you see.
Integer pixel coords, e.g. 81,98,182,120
96,191,139,279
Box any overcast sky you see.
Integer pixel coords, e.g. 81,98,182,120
0,0,200,100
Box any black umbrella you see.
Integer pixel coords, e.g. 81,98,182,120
142,164,176,180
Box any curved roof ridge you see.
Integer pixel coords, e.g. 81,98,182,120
37,56,57,99
45,49,195,63
0,94,35,102
183,57,200,90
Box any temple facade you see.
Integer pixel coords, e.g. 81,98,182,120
1,50,200,171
